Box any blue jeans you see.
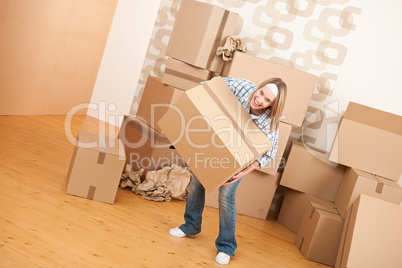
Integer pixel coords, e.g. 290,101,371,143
179,175,242,257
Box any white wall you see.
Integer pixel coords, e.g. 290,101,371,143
329,0,402,116
88,0,161,126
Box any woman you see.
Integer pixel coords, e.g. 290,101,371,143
169,77,287,265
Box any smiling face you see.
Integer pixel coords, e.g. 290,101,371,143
249,86,276,115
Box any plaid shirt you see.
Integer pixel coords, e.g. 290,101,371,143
221,77,279,169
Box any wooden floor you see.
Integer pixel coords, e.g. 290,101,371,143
0,115,330,267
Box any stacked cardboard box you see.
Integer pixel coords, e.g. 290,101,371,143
329,102,402,181
277,102,402,266
161,0,240,90
136,76,184,132
295,202,344,267
328,102,402,267
335,168,402,220
277,189,337,234
162,57,215,91
120,77,186,180
280,141,345,202
276,141,346,266
336,194,402,268
119,115,185,180
165,0,240,73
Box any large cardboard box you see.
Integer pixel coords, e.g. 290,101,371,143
166,0,239,73
280,141,345,201
157,76,272,192
119,115,185,180
277,189,336,234
335,194,402,268
295,202,344,266
136,76,184,133
221,51,318,127
205,171,280,220
66,131,126,204
329,102,402,181
335,167,402,220
257,121,292,176
162,57,214,90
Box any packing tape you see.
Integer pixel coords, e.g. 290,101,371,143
97,152,106,164
164,68,206,84
309,208,315,219
99,135,106,153
202,83,259,158
206,10,229,70
375,180,384,194
97,135,106,164
298,237,304,250
87,185,96,200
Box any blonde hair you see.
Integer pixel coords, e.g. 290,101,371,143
249,78,287,132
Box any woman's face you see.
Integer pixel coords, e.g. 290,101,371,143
250,85,276,111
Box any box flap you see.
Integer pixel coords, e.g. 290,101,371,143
309,201,339,215
77,131,125,159
344,102,402,136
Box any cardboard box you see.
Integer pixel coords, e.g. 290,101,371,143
221,51,318,127
335,167,402,220
329,102,402,181
277,189,336,234
136,76,184,133
257,121,292,176
66,131,126,204
205,171,280,220
119,115,185,179
280,141,345,201
157,76,272,192
335,194,402,268
295,202,344,266
162,57,215,90
166,0,239,73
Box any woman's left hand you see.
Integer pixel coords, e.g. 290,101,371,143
223,172,244,185
223,161,260,185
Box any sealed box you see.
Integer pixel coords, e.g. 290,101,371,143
66,131,126,204
136,76,184,133
157,76,272,192
257,121,292,176
280,141,345,201
335,167,402,220
221,51,318,127
205,171,280,220
335,194,402,268
166,0,239,73
277,189,336,233
162,57,214,90
329,102,402,181
119,115,185,180
295,202,344,266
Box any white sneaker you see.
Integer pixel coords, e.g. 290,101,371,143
169,227,186,238
215,252,230,265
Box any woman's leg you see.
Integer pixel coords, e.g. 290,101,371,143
179,175,205,236
215,178,242,257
